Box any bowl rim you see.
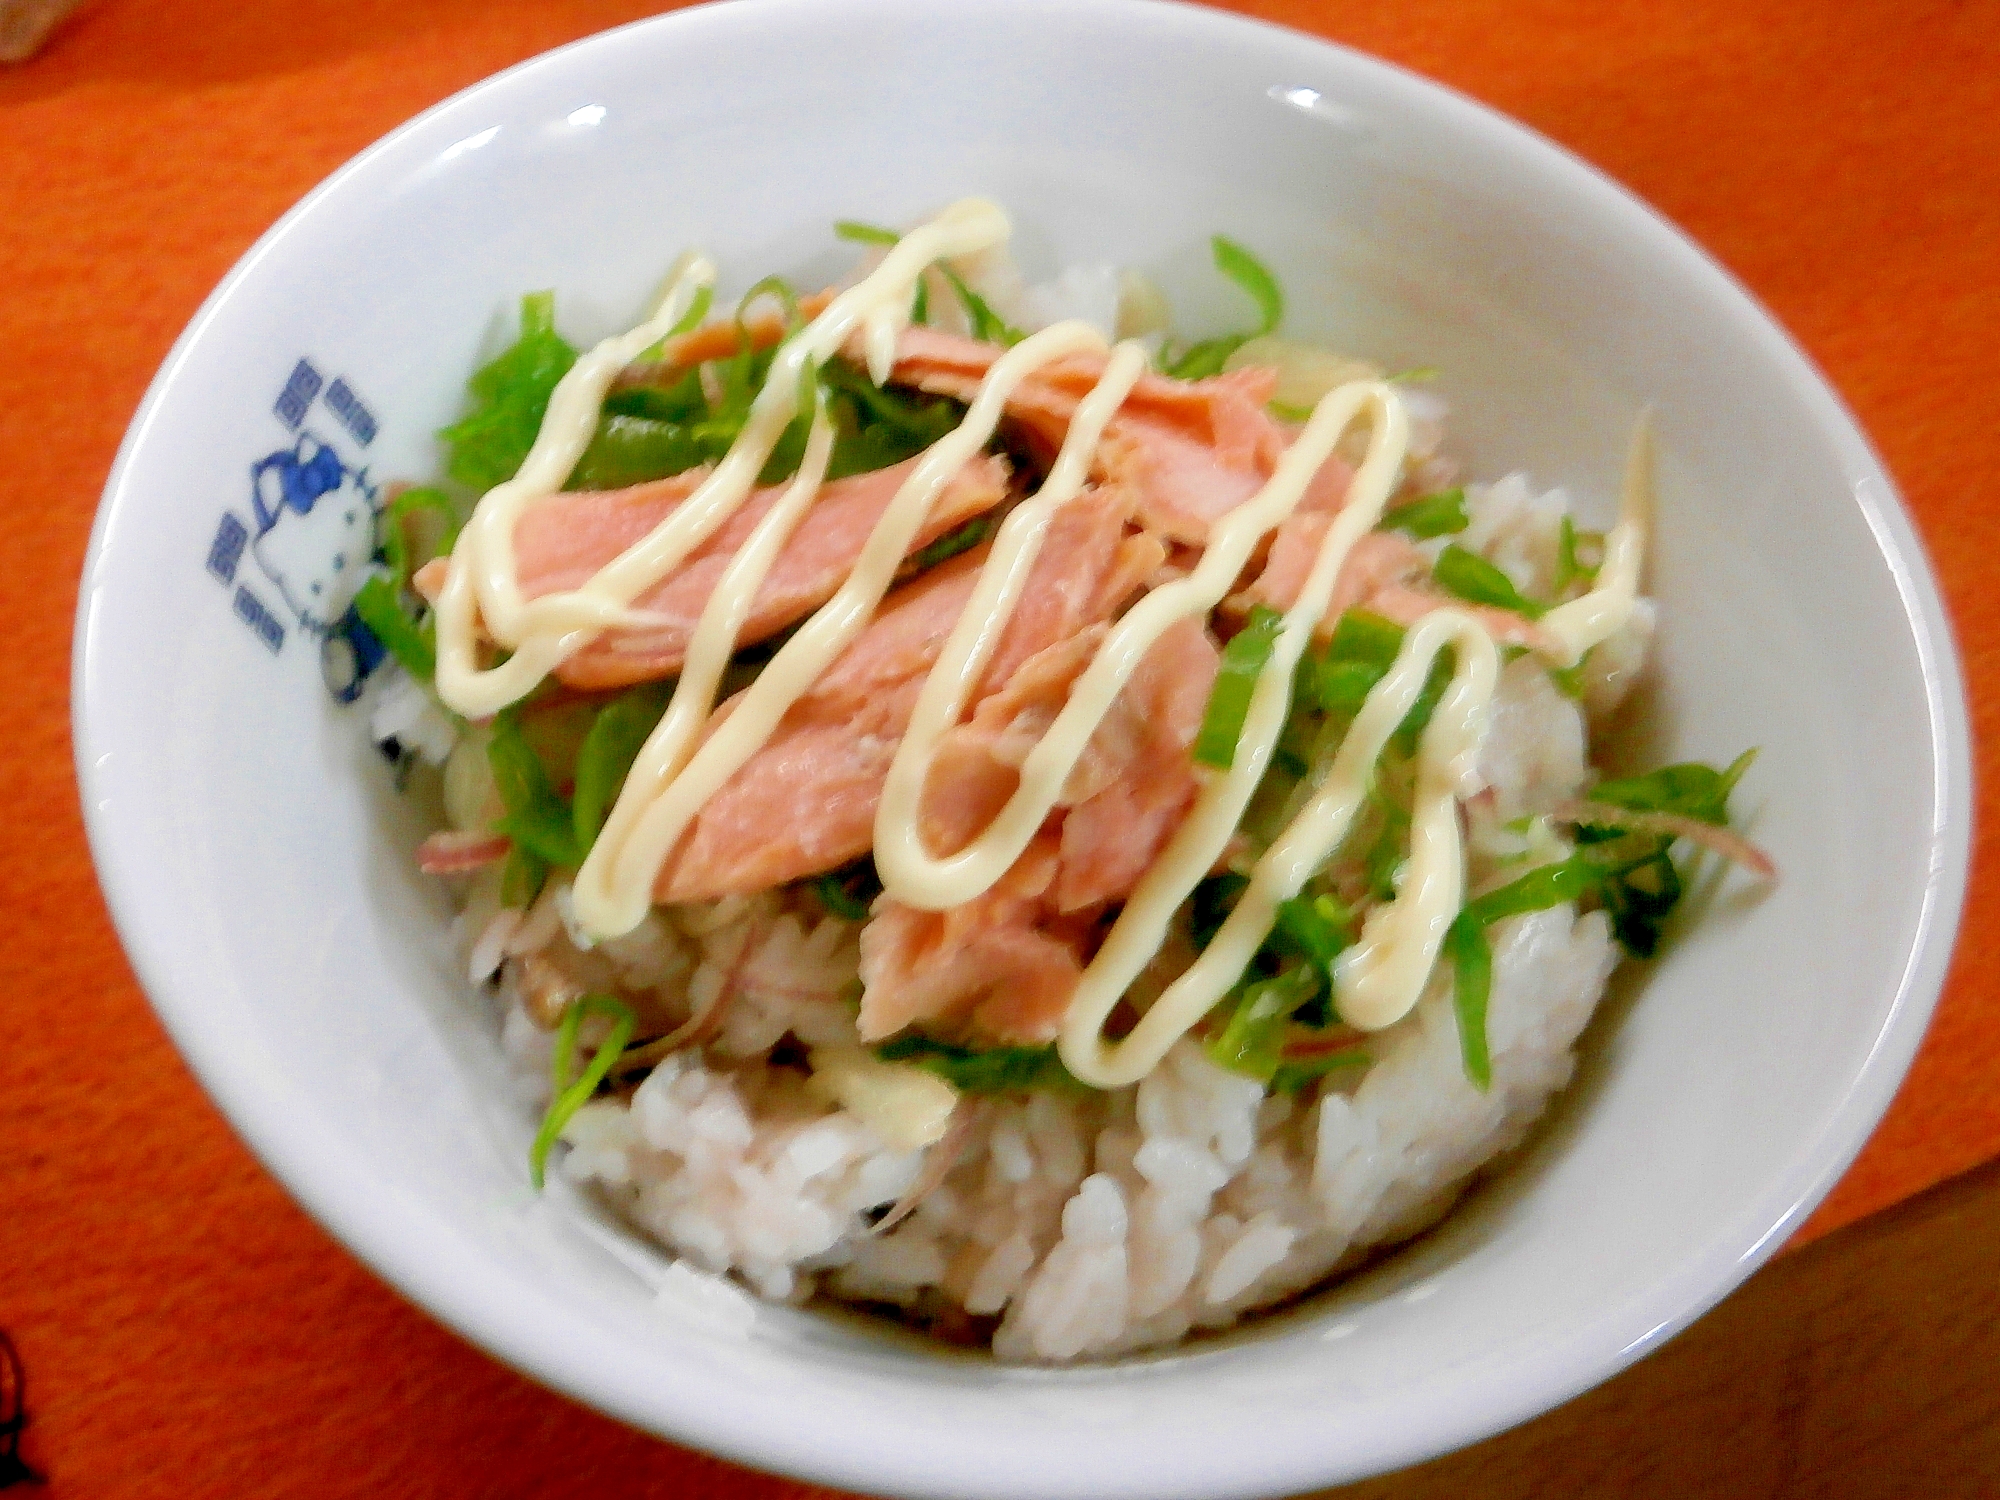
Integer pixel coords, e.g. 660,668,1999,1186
72,0,1974,1494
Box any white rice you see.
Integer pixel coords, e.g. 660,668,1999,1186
469,478,1649,1361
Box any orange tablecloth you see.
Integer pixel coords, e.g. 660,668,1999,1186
3,0,1994,1492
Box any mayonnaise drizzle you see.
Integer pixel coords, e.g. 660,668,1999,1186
571,319,1112,938
434,198,1012,722
429,197,1653,1092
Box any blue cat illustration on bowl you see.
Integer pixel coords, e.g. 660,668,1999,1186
249,430,378,637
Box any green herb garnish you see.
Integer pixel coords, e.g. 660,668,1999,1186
833,220,900,247
1164,235,1284,380
874,1035,1080,1093
810,856,884,921
379,486,460,591
1270,1047,1372,1094
904,515,993,574
1205,966,1322,1083
1268,892,1354,989
530,994,636,1189
1588,751,1756,827
1446,750,1758,1086
350,575,435,681
439,291,577,492
1553,515,1603,594
1194,605,1286,769
488,710,584,868
571,684,670,852
1432,544,1546,619
1379,487,1468,540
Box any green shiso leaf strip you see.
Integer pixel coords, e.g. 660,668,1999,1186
1311,609,1406,714
567,413,713,491
1446,855,1603,1090
833,219,901,246
501,843,548,909
350,575,435,682
379,486,460,591
1444,916,1495,1092
571,684,671,853
1213,235,1283,334
874,1035,1082,1094
1194,605,1286,769
1378,487,1468,540
936,262,1024,347
1432,544,1546,619
1587,750,1757,827
1268,892,1354,990
439,290,578,491
1165,235,1283,379
904,514,994,574
1553,515,1604,595
810,856,884,921
815,356,966,480
736,274,804,339
1568,749,1758,957
1546,652,1590,701
633,281,716,364
1271,1047,1372,1095
1205,966,1321,1084
487,710,584,868
531,994,637,1189
833,217,1021,345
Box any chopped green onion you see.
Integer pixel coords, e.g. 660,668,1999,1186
874,1035,1080,1093
1379,488,1468,540
911,273,930,325
1164,336,1242,381
1313,609,1405,713
1194,605,1286,769
501,842,547,909
530,994,637,1189
1271,1048,1372,1094
1554,516,1604,594
1205,966,1321,1083
1211,235,1283,335
571,684,670,852
1386,366,1441,383
834,219,901,246
810,856,883,921
350,575,435,681
568,413,711,490
736,275,802,339
1433,545,1546,619
1163,236,1283,378
439,291,578,491
905,514,993,574
1363,788,1411,902
1268,399,1316,423
1269,892,1353,988
1446,854,1602,1090
936,263,1024,346
635,282,716,364
1588,750,1756,827
1547,652,1590,700
378,487,459,590
488,711,583,868
1445,917,1495,1091
833,222,1024,342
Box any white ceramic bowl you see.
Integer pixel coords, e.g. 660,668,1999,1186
75,2,1969,1495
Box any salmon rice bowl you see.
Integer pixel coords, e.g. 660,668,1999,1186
358,198,1773,1363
